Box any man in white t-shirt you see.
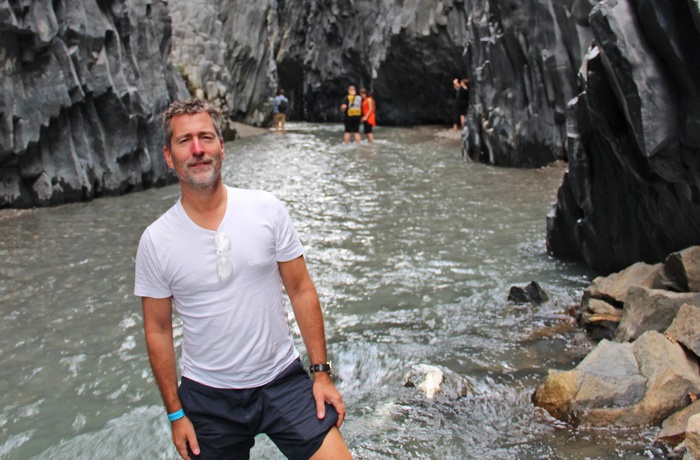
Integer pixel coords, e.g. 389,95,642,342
134,98,352,460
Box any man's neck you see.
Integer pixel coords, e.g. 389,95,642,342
180,181,228,231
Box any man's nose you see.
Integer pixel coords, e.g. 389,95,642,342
190,136,205,154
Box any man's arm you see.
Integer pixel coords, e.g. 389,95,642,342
142,296,200,459
278,256,346,427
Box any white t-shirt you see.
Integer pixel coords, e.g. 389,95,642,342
134,186,304,388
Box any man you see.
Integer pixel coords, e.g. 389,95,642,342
273,89,289,135
134,98,352,460
340,86,362,144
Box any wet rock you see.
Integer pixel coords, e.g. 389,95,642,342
665,304,700,359
546,1,700,272
0,0,189,207
404,364,475,400
533,331,700,427
507,281,549,304
614,287,700,343
657,400,700,445
660,247,700,293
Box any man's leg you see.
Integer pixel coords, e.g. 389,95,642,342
310,427,352,460
354,132,361,143
343,132,350,143
281,116,286,135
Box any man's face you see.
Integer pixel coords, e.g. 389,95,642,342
164,112,224,191
348,87,356,95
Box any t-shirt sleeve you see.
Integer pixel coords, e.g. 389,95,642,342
134,228,172,299
273,199,304,262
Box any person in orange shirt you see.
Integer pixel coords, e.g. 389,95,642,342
359,88,376,143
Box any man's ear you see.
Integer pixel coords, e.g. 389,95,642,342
163,146,174,169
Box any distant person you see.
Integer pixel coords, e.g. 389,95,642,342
452,78,469,131
340,85,362,144
359,88,376,143
273,89,289,135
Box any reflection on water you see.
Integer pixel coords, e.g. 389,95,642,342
0,123,663,459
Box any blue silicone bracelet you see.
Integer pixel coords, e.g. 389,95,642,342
167,409,185,422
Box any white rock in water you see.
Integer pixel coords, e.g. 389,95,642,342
404,364,445,399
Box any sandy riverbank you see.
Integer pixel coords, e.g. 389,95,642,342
232,122,269,138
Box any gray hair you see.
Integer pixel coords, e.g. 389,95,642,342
161,98,223,149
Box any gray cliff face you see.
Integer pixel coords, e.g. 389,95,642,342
463,0,597,166
0,0,188,208
546,0,700,273
169,0,470,126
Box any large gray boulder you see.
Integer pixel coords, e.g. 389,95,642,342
661,247,700,293
533,331,700,427
547,0,700,273
613,287,700,343
666,304,700,359
0,0,189,208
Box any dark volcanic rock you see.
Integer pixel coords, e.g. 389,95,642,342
462,0,597,167
546,0,700,273
0,0,188,208
169,0,470,127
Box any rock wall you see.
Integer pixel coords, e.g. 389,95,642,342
546,0,700,274
463,0,597,166
168,0,471,126
0,0,188,208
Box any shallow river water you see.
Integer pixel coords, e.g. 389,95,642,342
1,123,664,459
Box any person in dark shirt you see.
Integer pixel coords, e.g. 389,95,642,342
452,78,470,131
340,86,363,144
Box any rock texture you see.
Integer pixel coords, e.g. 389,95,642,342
462,0,597,166
168,0,470,127
533,331,700,427
0,0,188,208
546,0,700,273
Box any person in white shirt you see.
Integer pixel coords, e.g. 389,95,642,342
134,98,351,460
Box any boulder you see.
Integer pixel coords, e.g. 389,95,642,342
533,331,700,427
666,304,700,359
661,247,700,293
403,364,475,400
614,287,700,343
507,281,549,304
657,400,700,445
584,262,663,306
687,414,700,460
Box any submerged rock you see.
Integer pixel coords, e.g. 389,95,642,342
507,281,549,304
404,364,475,400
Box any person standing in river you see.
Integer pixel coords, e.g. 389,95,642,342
134,98,352,460
359,88,376,143
340,85,362,144
452,78,470,131
273,89,289,135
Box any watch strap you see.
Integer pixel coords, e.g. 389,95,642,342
309,363,332,374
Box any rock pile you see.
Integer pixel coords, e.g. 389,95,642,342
0,0,189,208
533,246,700,457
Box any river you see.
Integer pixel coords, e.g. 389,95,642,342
0,123,664,459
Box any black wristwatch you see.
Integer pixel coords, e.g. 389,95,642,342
309,362,332,375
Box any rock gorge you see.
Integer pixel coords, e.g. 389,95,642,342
0,0,188,207
2,0,700,277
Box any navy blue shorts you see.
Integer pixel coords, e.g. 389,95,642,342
178,359,338,460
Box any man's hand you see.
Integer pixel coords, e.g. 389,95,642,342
171,416,200,460
312,373,346,428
